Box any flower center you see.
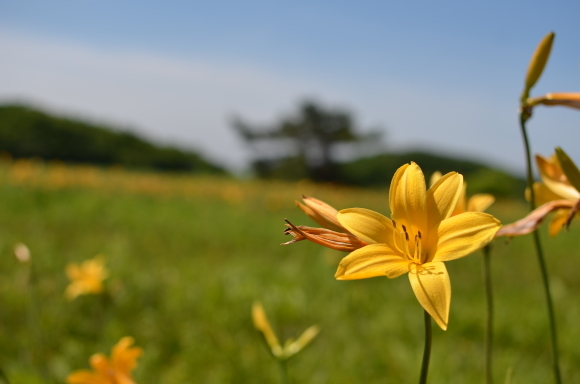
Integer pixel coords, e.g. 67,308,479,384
392,220,425,264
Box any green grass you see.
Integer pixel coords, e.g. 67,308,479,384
0,162,579,383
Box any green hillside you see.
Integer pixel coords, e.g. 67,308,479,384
0,104,226,174
339,152,526,198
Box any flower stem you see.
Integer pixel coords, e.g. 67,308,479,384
419,310,432,384
482,245,493,384
278,360,290,384
519,113,562,384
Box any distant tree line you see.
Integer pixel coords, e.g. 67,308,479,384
234,101,525,198
0,102,525,199
0,104,226,174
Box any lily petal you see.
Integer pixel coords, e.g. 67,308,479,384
467,194,495,212
549,209,571,237
66,370,107,384
89,354,111,375
432,212,500,262
282,222,368,252
426,171,462,228
429,171,442,187
337,208,396,245
536,155,580,200
408,262,450,331
532,182,562,206
335,244,410,280
296,196,345,232
111,337,142,374
555,147,580,194
389,162,427,231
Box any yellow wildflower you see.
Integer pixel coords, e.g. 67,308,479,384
334,163,501,330
431,171,495,216
65,255,108,300
67,337,142,384
252,301,319,360
532,148,580,235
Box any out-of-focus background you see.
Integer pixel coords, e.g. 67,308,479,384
1,1,580,177
1,1,580,383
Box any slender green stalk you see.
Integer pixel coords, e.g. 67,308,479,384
419,310,432,384
27,263,52,382
278,360,289,384
519,113,562,384
0,369,10,384
482,245,494,384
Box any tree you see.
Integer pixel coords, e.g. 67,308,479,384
233,100,382,182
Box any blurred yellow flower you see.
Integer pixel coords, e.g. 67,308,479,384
334,163,501,330
65,255,108,300
67,337,142,384
252,301,319,360
13,243,31,264
532,148,580,235
430,171,495,216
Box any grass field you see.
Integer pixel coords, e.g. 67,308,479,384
1,159,579,383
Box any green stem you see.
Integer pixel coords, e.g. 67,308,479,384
27,263,51,382
519,113,562,384
482,245,493,384
0,368,11,384
419,310,432,384
278,360,289,384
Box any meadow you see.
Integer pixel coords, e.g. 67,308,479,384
1,159,579,383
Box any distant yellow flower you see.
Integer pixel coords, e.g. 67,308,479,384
335,163,501,330
252,301,319,360
65,255,108,300
67,336,142,384
532,148,580,235
430,171,495,216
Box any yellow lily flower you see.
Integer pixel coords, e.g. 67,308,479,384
252,301,319,360
430,171,495,216
532,148,580,235
65,255,108,300
334,163,501,330
67,337,142,384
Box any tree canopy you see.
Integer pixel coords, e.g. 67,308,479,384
233,100,382,182
0,104,226,174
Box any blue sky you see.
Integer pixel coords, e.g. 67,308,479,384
1,1,579,174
